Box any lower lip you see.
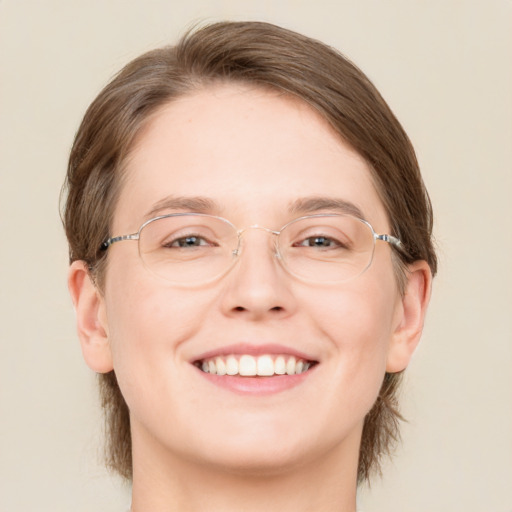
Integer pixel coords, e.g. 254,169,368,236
194,366,316,395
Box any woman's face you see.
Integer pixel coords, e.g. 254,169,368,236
95,85,408,474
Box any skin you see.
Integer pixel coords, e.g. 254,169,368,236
69,84,431,512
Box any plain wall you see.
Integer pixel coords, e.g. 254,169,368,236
1,1,511,511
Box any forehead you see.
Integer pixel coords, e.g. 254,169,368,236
115,84,388,231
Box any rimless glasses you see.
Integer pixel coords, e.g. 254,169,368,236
100,213,404,285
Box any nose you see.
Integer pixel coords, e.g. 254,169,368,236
219,227,297,321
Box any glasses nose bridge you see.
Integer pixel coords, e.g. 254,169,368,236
234,224,281,257
238,224,280,236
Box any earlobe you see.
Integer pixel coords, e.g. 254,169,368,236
386,260,432,373
68,261,114,373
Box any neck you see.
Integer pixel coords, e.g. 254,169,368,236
130,427,360,512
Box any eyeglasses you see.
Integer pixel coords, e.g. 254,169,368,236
100,213,403,285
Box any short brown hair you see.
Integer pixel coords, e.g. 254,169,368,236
63,20,437,483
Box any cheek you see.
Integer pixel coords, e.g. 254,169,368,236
107,284,203,353
102,278,221,436
310,282,396,346
303,275,399,389
102,257,214,390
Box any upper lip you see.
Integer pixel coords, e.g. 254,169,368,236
191,343,319,363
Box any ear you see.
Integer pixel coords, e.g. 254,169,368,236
386,260,432,373
68,260,113,373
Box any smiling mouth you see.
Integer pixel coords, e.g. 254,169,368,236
194,354,318,377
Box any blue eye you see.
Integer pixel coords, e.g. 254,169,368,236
296,236,342,249
165,235,211,248
305,236,334,247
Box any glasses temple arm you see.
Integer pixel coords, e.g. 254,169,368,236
100,233,139,251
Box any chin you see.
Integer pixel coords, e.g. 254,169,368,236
182,415,350,477
197,441,313,477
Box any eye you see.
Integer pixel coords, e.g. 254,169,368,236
294,235,345,249
163,234,216,248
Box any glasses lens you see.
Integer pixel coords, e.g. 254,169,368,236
278,215,375,282
139,214,238,284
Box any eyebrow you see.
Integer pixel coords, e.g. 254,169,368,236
144,196,222,219
288,197,366,220
144,195,365,222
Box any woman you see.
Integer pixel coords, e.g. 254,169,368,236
63,21,436,512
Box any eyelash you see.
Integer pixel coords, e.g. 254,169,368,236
162,234,349,252
163,234,216,248
294,235,346,249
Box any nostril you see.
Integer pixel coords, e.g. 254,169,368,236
232,305,283,313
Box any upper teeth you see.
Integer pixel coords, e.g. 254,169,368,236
199,355,311,377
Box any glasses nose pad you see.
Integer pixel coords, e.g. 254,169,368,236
273,236,283,261
230,228,281,261
231,235,242,258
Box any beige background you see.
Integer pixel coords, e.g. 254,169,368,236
1,1,511,511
